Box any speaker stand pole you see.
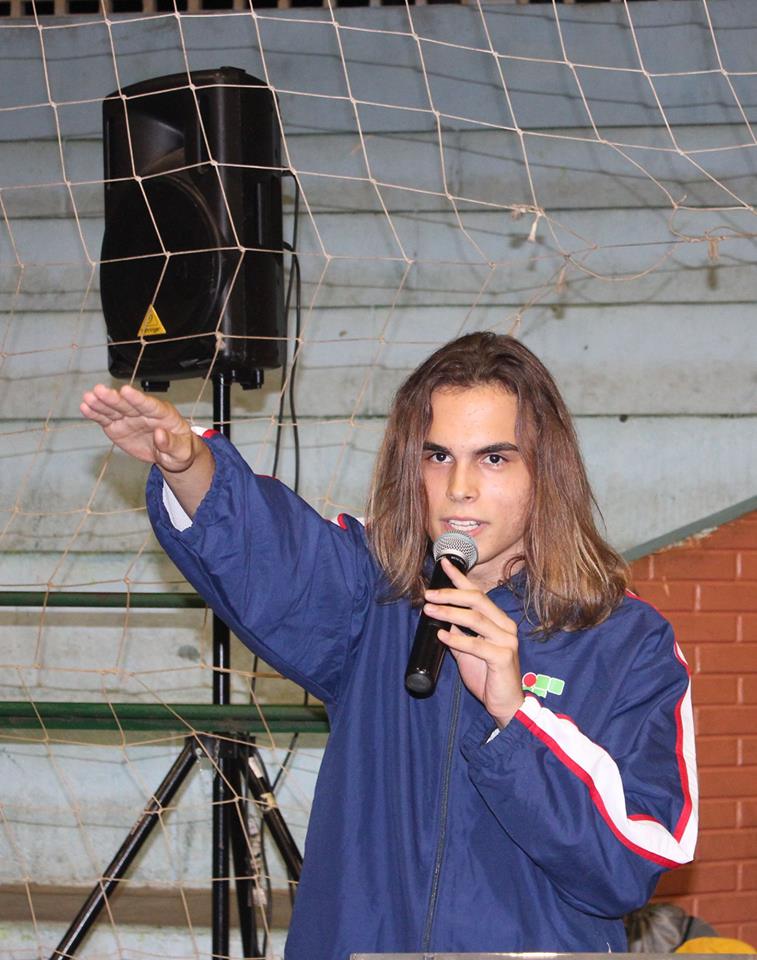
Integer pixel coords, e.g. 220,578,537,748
212,372,232,960
49,371,303,960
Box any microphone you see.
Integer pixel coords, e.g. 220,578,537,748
405,531,478,697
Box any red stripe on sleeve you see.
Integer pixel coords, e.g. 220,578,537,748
515,707,682,870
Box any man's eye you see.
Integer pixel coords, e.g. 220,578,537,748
428,452,449,463
485,454,506,465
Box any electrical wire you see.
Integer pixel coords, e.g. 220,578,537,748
249,174,305,943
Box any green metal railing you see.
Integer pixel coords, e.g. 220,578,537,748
0,590,329,733
0,701,328,733
0,590,204,608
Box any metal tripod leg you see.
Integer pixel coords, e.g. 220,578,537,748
245,746,303,881
212,738,231,959
229,747,260,958
50,737,198,960
212,376,232,960
48,733,301,960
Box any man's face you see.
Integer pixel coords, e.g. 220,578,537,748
421,383,532,592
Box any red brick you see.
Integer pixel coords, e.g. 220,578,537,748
737,921,757,943
707,921,740,938
740,860,757,890
653,549,737,580
743,615,757,642
696,735,739,766
633,581,697,611
668,612,738,642
741,737,757,765
700,582,757,612
700,768,757,798
697,644,757,674
692,675,739,705
696,705,757,735
740,551,757,581
700,799,738,829
741,677,757,702
702,518,757,550
689,892,757,924
654,861,737,896
629,556,652,581
696,828,757,859
740,800,757,827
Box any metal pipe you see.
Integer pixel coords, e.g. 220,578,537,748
0,701,328,733
213,372,232,960
0,591,204,608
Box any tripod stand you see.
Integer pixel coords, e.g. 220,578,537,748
52,373,303,960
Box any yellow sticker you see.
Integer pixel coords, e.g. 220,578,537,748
137,305,167,338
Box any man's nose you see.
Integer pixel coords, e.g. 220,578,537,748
447,463,477,502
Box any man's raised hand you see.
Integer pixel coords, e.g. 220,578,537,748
80,384,198,471
81,384,215,517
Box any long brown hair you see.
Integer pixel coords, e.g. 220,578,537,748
366,332,628,633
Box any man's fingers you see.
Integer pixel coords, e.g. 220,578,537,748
437,628,486,655
425,585,516,634
152,425,198,474
82,384,180,430
154,426,183,458
118,383,169,419
80,399,114,427
81,386,127,422
439,556,474,588
153,426,170,452
437,627,519,667
423,601,516,645
425,587,485,608
82,385,148,423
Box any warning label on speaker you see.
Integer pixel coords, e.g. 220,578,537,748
138,305,167,338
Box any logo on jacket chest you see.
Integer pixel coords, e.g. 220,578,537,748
522,671,565,698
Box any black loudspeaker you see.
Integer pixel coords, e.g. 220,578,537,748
101,67,285,389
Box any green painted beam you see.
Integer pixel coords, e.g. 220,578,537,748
0,591,204,608
0,702,329,733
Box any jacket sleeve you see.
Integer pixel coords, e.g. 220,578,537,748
146,433,374,705
460,618,698,918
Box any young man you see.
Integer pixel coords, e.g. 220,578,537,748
81,332,697,959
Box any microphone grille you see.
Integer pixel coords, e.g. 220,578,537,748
432,531,478,573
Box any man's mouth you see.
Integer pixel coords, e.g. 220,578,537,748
444,518,484,534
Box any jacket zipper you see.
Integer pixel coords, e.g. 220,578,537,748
421,676,462,951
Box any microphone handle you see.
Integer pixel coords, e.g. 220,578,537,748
404,552,468,697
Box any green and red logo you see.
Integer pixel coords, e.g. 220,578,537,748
522,672,565,698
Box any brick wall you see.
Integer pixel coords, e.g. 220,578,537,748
629,510,757,944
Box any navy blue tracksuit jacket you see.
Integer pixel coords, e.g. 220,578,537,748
147,433,697,960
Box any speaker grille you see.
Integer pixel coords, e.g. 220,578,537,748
101,68,285,384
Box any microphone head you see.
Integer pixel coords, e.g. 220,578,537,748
432,531,478,573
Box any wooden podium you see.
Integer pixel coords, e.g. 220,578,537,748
351,954,741,959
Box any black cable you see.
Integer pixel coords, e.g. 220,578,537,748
271,175,301,486
269,241,305,786
271,731,299,792
252,175,301,691
288,251,301,496
256,775,272,958
250,177,306,925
